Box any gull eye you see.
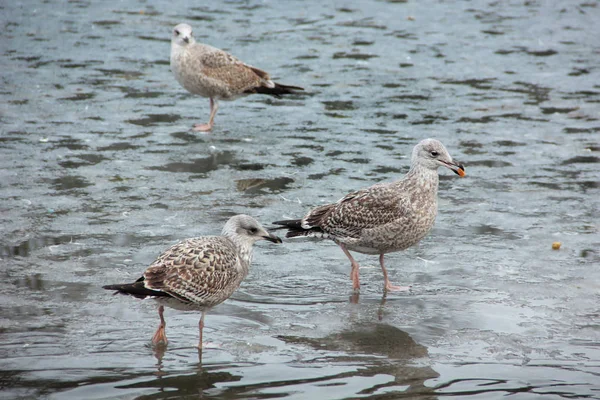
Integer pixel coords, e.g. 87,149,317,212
430,151,439,157
249,227,258,234
174,29,180,35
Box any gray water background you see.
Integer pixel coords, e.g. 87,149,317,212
1,0,599,398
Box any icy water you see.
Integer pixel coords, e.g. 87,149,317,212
1,0,599,399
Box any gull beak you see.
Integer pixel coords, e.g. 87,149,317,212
262,231,283,243
441,160,466,177
183,36,190,44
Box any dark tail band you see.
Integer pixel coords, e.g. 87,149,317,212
272,219,303,230
249,83,304,98
103,277,171,300
272,219,324,238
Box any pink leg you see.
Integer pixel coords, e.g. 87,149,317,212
197,311,205,350
379,254,411,292
193,98,218,132
339,244,361,291
151,305,168,347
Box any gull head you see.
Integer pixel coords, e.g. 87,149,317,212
412,138,466,177
222,215,283,245
172,23,195,46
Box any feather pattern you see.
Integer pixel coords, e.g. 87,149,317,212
142,237,245,307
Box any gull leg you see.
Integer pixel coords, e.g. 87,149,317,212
379,254,411,292
339,244,361,291
197,311,205,350
151,305,168,347
193,98,219,132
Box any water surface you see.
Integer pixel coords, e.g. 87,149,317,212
1,0,599,398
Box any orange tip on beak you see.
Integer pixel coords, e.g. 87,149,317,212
457,167,466,177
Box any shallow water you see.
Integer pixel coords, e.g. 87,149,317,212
1,0,599,399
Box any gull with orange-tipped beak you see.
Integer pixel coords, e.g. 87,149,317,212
273,139,465,293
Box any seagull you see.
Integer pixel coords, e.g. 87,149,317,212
170,23,303,132
103,215,282,350
273,139,465,292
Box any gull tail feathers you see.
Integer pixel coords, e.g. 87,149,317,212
249,82,304,98
103,277,171,300
272,219,330,239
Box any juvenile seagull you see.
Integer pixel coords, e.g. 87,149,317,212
103,215,282,349
273,139,465,292
170,23,303,132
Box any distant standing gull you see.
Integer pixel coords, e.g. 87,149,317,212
103,215,282,349
170,23,304,132
273,139,466,292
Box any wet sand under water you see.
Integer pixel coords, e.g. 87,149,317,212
1,0,599,399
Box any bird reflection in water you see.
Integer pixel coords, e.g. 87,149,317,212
277,323,439,397
116,362,242,399
349,290,390,321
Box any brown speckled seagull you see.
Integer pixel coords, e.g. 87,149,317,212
103,215,281,349
170,23,303,132
273,139,465,292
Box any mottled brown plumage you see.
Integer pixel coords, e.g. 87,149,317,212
103,215,281,350
142,237,244,307
273,139,466,292
170,23,303,132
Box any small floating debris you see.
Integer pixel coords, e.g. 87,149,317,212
552,242,561,250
